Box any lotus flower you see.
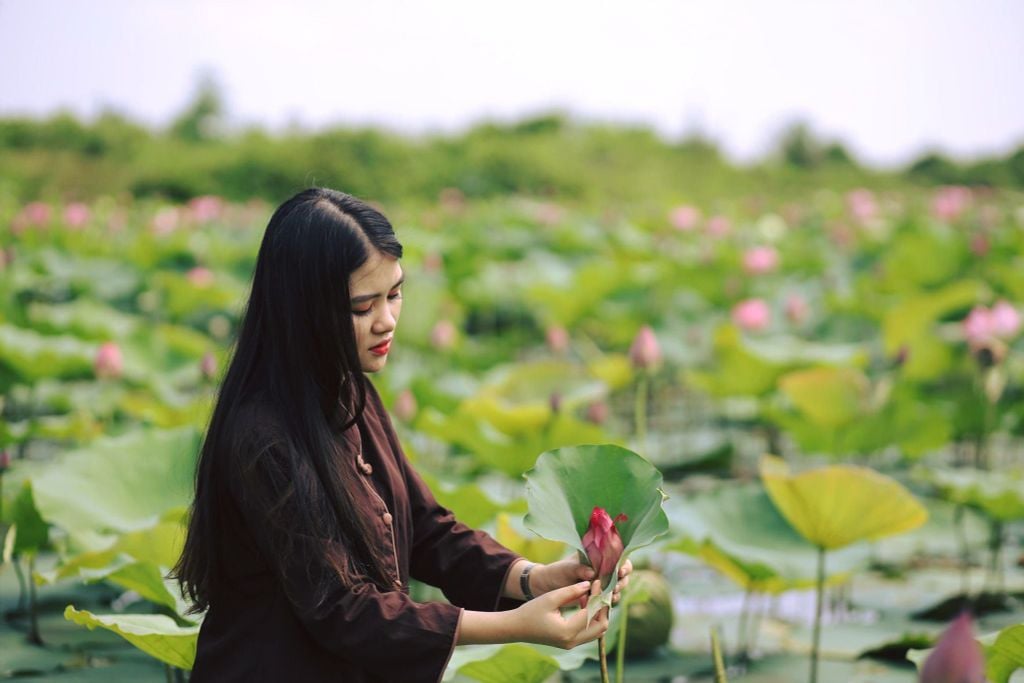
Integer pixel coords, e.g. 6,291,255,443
187,266,215,287
932,186,972,222
846,189,877,222
393,389,418,422
200,352,218,380
430,320,456,350
94,342,124,379
629,325,662,370
785,293,810,325
63,202,90,228
188,195,225,223
23,201,52,226
585,401,609,425
706,215,731,238
0,449,10,471
919,612,984,683
732,298,771,332
546,325,570,354
582,506,628,581
742,246,779,275
669,205,700,232
990,300,1021,338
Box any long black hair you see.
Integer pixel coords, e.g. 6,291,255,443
172,187,403,615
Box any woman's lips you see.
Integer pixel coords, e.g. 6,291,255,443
370,339,391,356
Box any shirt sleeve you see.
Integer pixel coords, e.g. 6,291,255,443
365,383,526,611
223,431,463,683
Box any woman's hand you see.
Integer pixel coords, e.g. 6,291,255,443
513,580,609,649
532,555,633,606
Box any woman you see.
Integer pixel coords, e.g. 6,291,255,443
172,188,631,682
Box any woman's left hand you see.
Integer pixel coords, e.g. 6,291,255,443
531,555,632,606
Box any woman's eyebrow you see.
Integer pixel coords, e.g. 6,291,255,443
350,274,405,305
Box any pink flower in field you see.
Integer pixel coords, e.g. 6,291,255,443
63,202,90,228
732,299,771,332
969,233,990,257
23,201,52,226
186,266,215,287
846,189,877,222
200,352,218,380
706,215,731,238
991,300,1021,338
582,507,628,581
94,342,124,379
393,389,418,422
188,195,225,223
422,251,444,274
533,202,565,227
0,449,10,471
742,246,779,275
785,293,810,325
151,208,180,235
629,325,662,370
931,186,972,222
585,401,609,425
546,325,570,354
963,301,1020,348
919,612,984,683
430,320,457,350
669,205,701,232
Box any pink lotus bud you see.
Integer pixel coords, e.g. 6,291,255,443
990,300,1021,339
188,195,225,223
151,208,180,235
63,202,91,228
394,389,418,422
200,352,218,380
785,293,809,325
931,186,972,222
187,266,215,287
22,201,52,226
439,187,465,213
919,612,984,683
0,449,10,471
430,320,457,350
969,234,990,257
422,251,444,273
534,202,565,227
94,342,124,379
706,215,731,238
846,189,877,222
629,325,662,370
585,401,609,425
582,507,628,581
546,325,570,354
669,205,701,232
732,299,771,332
962,306,995,346
742,246,780,275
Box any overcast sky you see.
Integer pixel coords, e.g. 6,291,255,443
1,0,1022,166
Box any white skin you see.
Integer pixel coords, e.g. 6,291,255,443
348,248,632,648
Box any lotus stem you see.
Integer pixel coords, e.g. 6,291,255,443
711,627,729,682
615,604,628,683
27,553,42,645
737,587,752,658
599,635,610,683
634,373,648,455
809,546,825,683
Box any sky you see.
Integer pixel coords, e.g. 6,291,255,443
1,0,1022,167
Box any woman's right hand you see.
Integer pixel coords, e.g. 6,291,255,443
513,579,609,649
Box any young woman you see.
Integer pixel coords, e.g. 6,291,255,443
172,188,631,683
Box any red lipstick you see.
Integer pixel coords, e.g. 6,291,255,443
370,339,391,356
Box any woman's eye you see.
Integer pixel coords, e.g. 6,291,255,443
352,307,372,317
388,291,402,301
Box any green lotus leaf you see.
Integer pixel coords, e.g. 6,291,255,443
64,606,200,670
496,513,566,566
916,466,1024,522
662,484,867,592
778,366,869,428
29,427,200,550
760,455,927,550
457,643,560,683
0,323,97,382
685,325,788,398
6,480,49,554
524,444,669,621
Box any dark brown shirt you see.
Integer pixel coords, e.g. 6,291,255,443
189,380,524,682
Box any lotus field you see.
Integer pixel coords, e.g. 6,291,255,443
2,187,1024,682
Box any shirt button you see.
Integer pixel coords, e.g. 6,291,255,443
382,512,393,525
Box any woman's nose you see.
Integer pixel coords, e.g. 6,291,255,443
372,305,396,333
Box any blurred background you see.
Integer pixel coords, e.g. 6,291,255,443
1,2,1023,682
